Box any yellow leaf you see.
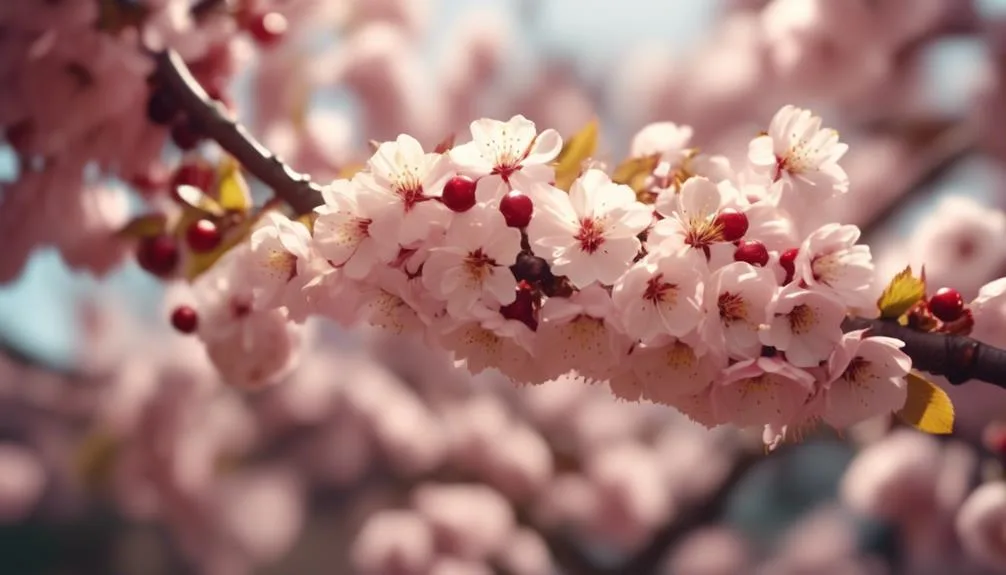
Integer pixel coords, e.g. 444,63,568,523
554,119,599,191
895,371,954,434
175,184,225,217
877,266,926,320
611,153,660,195
116,213,167,239
297,212,316,233
216,157,253,213
183,216,258,280
337,162,366,179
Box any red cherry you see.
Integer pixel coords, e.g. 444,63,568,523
171,162,215,193
715,209,749,242
136,235,179,277
499,191,533,228
501,281,538,330
929,287,964,322
779,248,798,284
170,306,199,334
441,175,478,212
734,240,769,267
247,12,287,46
186,219,222,253
171,121,203,151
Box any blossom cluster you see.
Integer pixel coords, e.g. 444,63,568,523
187,104,914,443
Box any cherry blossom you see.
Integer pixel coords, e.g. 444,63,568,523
712,356,816,427
647,176,741,263
312,177,400,279
247,211,314,310
793,223,876,311
748,105,850,198
611,248,706,345
823,330,910,429
421,206,522,318
358,133,454,246
702,261,776,360
759,283,846,368
449,115,563,203
527,169,652,288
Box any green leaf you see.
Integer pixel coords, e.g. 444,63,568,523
895,371,954,435
116,213,167,239
216,157,252,213
877,266,926,319
554,119,599,191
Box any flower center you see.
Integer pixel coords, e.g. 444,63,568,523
463,248,496,283
266,248,298,281
787,303,816,335
684,218,723,249
718,292,747,324
574,217,606,254
842,356,871,384
643,273,678,306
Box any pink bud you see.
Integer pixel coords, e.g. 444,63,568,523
956,482,1006,569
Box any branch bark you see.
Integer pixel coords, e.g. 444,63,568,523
150,49,325,215
843,316,1006,387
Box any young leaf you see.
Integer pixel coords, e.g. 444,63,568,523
74,429,119,491
895,371,954,435
175,184,225,217
337,163,366,179
116,213,167,239
877,266,926,319
553,119,599,191
611,153,660,194
216,157,253,213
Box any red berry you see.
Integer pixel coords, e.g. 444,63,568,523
779,248,798,284
186,219,222,253
170,306,199,334
247,12,287,46
501,281,538,330
136,235,179,277
171,162,215,195
171,121,203,151
441,175,478,212
714,209,749,242
146,89,179,125
499,191,533,228
929,287,964,322
734,240,769,267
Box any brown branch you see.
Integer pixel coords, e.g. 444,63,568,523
150,49,324,215
843,317,1006,387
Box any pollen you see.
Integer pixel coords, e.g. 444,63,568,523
842,356,871,384
264,248,297,281
683,218,723,249
787,303,816,335
718,292,747,323
574,217,606,254
643,273,678,307
463,248,496,284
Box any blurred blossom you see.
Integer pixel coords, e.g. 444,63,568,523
0,442,46,523
662,527,752,575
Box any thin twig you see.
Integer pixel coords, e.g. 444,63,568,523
150,50,325,215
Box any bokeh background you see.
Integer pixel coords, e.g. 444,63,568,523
5,1,1006,574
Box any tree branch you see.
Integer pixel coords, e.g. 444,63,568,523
843,316,1006,387
150,49,325,215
